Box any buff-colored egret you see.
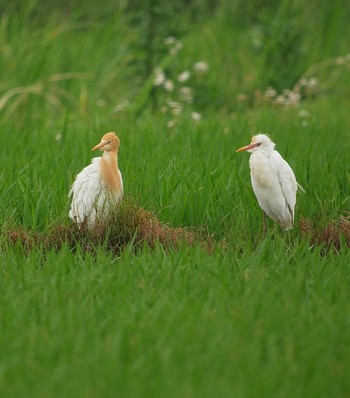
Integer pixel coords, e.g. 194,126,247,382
69,132,123,226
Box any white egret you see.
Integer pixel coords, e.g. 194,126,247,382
236,134,299,231
69,132,123,226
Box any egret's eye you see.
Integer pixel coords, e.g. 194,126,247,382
107,140,112,144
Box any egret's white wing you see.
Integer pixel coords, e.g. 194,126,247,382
117,169,123,201
69,157,102,224
120,170,124,194
275,153,297,219
250,150,298,229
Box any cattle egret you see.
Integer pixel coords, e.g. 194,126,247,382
69,132,123,226
236,134,298,231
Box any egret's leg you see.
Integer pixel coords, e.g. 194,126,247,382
262,211,267,237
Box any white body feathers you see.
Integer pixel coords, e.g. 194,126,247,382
69,157,123,225
68,132,123,226
249,148,297,229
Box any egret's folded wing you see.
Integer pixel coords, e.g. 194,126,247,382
69,157,102,224
276,156,297,217
118,169,123,198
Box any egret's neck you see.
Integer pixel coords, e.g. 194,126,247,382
100,150,121,192
251,147,274,157
102,150,118,165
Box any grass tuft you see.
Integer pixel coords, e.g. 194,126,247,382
300,215,350,251
4,199,211,254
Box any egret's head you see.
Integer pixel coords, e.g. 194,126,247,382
236,133,275,153
92,132,120,152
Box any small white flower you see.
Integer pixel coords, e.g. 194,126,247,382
301,120,308,128
298,109,310,118
172,107,182,115
193,61,209,73
154,67,165,86
164,36,176,45
180,87,193,103
274,90,300,106
306,77,318,88
275,95,285,105
264,87,277,98
164,79,174,92
169,47,179,56
177,70,190,82
191,112,201,121
180,87,191,95
55,133,62,142
290,91,301,103
167,120,176,128
167,38,182,55
167,100,182,115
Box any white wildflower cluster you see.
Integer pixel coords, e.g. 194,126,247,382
191,112,201,121
298,77,319,92
335,54,350,65
167,120,176,128
154,67,175,92
298,109,310,118
264,87,277,99
180,87,193,103
261,86,301,107
177,70,190,83
166,98,183,115
274,90,301,106
154,67,166,86
153,39,209,128
260,75,320,107
193,61,209,75
262,86,302,107
258,52,350,108
164,79,174,92
163,36,183,56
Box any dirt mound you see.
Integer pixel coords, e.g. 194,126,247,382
300,215,350,251
5,202,207,254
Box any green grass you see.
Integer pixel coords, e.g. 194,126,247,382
1,1,350,397
1,243,350,397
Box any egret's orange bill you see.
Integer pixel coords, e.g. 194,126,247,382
92,142,104,151
236,143,258,152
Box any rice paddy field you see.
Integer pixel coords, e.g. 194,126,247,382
1,1,350,397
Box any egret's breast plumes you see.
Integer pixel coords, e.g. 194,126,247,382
69,132,123,226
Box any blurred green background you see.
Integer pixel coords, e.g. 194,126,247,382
1,0,349,123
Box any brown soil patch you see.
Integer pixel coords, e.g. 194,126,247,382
4,202,212,254
300,215,350,251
